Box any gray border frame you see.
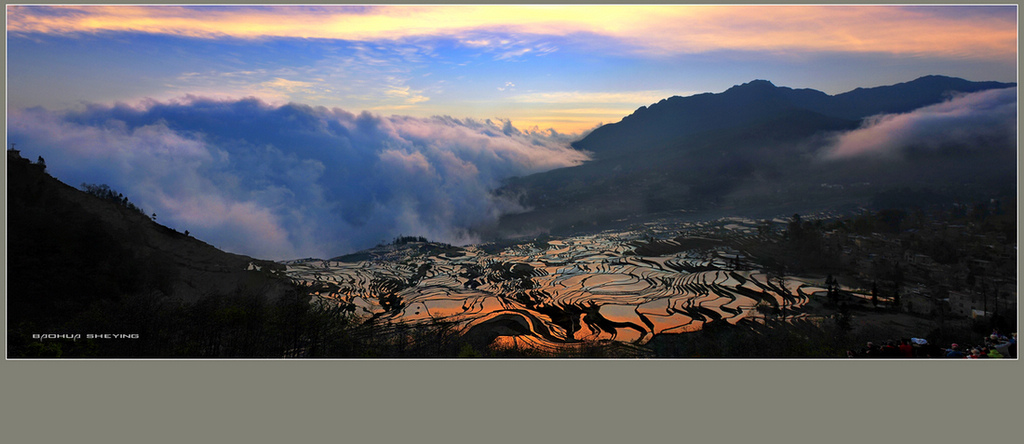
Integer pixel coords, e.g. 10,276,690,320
3,2,1021,443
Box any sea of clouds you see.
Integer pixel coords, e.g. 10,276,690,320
8,97,591,259
9,88,1014,260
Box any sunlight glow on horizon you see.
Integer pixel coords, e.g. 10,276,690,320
6,4,1018,134
6,4,1017,259
7,5,1016,59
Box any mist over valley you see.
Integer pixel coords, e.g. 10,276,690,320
10,76,1015,261
8,75,1018,358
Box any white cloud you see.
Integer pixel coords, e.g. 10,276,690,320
823,87,1016,159
7,98,590,260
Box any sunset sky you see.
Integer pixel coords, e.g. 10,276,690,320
7,4,1017,133
5,4,1018,259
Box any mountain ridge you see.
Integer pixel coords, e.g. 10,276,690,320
491,75,1016,239
572,75,1015,159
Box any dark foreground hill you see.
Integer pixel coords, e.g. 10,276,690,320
6,152,509,358
491,76,1016,238
6,151,312,357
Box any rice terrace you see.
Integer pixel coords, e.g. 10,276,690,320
285,220,821,355
278,205,1015,358
6,5,1018,359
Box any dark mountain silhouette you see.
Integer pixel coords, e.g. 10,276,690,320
827,75,1015,120
490,76,1016,238
7,150,303,357
572,79,834,158
572,75,1014,159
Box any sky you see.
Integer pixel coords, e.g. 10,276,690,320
5,4,1019,259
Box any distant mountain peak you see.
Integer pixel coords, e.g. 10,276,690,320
722,79,780,95
572,75,1014,157
913,74,955,81
733,79,776,89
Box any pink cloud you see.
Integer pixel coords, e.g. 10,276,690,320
7,5,1016,60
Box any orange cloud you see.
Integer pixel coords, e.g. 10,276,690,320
7,5,1016,59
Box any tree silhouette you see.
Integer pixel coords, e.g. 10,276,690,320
825,274,838,306
787,213,803,242
871,281,879,308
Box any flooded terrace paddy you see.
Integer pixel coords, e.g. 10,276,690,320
284,218,832,353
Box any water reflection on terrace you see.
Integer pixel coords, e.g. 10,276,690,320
284,217,828,352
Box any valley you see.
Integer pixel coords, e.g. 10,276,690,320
286,218,819,355
283,203,1016,357
7,75,1017,358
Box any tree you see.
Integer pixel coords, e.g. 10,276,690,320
755,299,774,324
876,209,906,233
81,183,145,216
833,303,852,334
871,281,879,308
825,274,839,306
891,285,901,312
787,213,803,242
776,275,789,321
970,202,989,221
